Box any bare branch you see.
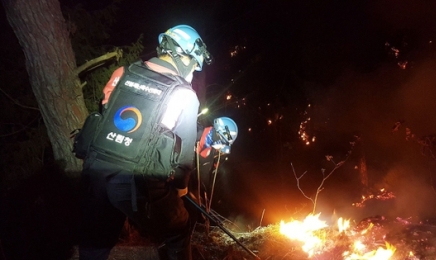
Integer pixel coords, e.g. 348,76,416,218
291,163,314,204
74,48,123,77
292,137,358,214
0,87,40,111
0,116,42,137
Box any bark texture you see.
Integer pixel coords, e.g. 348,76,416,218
1,0,88,174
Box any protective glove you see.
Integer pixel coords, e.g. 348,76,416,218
176,187,188,197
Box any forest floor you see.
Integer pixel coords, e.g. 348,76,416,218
3,165,436,260
67,215,436,260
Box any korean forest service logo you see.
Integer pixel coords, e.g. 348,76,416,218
113,105,142,133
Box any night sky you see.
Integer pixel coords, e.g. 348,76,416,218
2,0,436,226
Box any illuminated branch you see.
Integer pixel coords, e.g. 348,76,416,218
74,48,123,78
292,138,357,214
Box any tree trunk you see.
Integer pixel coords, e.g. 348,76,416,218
1,0,89,174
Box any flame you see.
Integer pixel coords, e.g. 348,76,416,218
280,213,396,259
343,242,396,260
280,213,327,257
338,217,350,232
360,223,374,235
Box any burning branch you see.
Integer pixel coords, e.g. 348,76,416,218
352,188,396,208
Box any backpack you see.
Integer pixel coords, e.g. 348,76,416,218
76,61,194,179
71,112,102,159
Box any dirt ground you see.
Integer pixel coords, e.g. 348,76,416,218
69,245,160,260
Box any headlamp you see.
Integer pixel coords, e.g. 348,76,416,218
195,39,213,65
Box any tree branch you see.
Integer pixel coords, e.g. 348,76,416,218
292,137,358,214
0,87,40,111
74,47,123,76
292,163,314,204
0,116,41,137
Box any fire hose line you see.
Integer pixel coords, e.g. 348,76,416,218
184,195,261,260
207,152,221,213
196,141,201,207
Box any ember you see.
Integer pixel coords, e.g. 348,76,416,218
298,104,315,146
352,188,396,208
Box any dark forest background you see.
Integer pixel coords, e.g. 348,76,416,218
2,0,436,258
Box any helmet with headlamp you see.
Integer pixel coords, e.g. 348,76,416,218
157,24,212,77
212,117,238,154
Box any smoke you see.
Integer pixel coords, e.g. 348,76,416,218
396,59,436,132
213,0,436,223
303,51,436,220
383,163,436,217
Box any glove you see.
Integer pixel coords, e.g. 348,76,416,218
176,187,188,197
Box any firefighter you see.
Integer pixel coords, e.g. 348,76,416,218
191,117,238,207
78,24,212,260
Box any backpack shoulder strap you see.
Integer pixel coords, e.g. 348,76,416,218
127,60,192,89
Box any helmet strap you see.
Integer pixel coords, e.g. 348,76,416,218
159,35,197,79
172,55,197,79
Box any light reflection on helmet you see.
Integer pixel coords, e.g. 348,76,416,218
213,117,238,147
220,145,231,154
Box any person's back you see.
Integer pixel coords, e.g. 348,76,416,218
77,24,212,260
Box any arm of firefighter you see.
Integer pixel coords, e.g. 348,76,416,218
171,89,200,195
197,126,214,158
101,67,124,106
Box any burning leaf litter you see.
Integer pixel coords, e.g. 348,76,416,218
190,214,436,260
352,188,396,208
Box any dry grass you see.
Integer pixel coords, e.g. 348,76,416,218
189,216,436,260
67,215,436,260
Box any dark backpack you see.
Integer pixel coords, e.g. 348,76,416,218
71,112,102,159
74,61,194,179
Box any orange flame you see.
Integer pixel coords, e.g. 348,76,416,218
343,242,396,260
280,213,396,259
338,217,350,233
280,213,327,257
